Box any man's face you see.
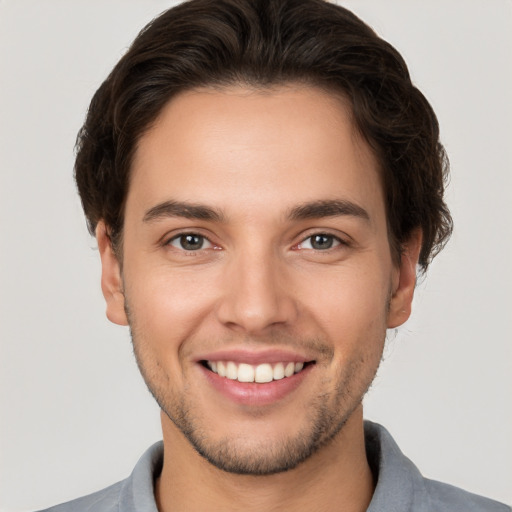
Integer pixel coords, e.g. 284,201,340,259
99,85,417,474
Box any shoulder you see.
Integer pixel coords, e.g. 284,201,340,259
35,441,163,512
35,480,124,512
422,478,511,512
364,421,511,512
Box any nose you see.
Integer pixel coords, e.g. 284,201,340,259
215,247,299,334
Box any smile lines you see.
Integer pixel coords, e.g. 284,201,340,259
205,361,307,383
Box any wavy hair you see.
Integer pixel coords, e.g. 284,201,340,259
75,0,452,271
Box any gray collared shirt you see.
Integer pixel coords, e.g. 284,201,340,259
38,421,510,511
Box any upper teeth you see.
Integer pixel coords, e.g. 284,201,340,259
207,361,305,383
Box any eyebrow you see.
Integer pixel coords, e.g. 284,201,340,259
142,198,370,224
287,199,370,222
143,200,225,223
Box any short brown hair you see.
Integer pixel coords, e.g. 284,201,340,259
75,0,452,271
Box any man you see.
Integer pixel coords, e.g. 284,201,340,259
35,0,509,510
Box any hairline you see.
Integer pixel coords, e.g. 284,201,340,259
107,79,403,268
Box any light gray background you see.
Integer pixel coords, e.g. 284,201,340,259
1,1,511,510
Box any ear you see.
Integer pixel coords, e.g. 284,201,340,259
387,229,422,329
96,221,129,326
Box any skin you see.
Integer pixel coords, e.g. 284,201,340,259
97,85,421,512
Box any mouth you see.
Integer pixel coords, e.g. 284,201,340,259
201,360,314,383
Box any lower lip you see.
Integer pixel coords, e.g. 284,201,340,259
199,364,313,406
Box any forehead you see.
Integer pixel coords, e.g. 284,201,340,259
128,85,385,226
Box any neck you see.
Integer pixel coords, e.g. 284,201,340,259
155,406,374,512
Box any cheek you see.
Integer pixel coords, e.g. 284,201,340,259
297,262,390,360
301,263,390,323
123,263,220,349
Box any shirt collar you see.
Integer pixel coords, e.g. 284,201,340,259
118,421,421,511
364,420,423,511
119,440,163,512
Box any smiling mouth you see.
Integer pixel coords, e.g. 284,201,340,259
201,360,314,383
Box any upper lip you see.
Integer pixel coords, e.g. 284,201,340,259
196,348,315,365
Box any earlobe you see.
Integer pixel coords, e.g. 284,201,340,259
96,221,129,326
387,229,422,329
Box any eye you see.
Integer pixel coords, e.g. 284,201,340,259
298,234,342,250
167,233,213,251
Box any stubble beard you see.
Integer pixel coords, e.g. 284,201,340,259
128,326,384,476
166,384,367,476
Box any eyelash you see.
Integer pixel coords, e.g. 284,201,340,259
295,233,346,251
165,233,215,252
164,232,348,253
